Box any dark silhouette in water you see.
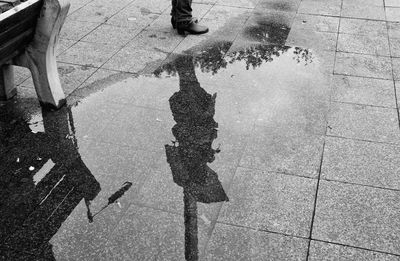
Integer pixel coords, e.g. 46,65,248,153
0,102,100,260
165,55,229,260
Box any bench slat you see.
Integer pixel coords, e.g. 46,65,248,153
0,12,37,48
0,28,34,65
0,0,41,31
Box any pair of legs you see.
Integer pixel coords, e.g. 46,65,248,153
171,0,208,35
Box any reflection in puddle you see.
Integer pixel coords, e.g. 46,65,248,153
0,105,101,259
165,55,229,260
0,40,321,259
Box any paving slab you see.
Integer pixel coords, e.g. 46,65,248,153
330,75,396,107
108,204,210,260
57,41,121,68
313,180,400,255
322,136,400,189
297,0,341,16
291,14,340,33
309,240,400,261
204,223,309,260
386,7,400,22
337,33,390,56
240,129,325,177
67,0,131,23
60,20,101,41
334,52,392,80
218,167,317,237
21,63,97,95
393,58,400,80
257,0,300,13
341,3,386,20
327,102,400,143
339,18,387,37
390,38,400,57
388,22,400,39
386,0,400,7
286,29,337,51
81,24,141,46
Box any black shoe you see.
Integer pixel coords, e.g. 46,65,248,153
172,17,198,30
177,21,208,35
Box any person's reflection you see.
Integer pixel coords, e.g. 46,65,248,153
0,102,100,260
165,55,229,261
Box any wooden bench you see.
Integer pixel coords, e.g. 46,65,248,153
0,0,69,109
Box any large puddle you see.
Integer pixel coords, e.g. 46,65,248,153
0,41,331,259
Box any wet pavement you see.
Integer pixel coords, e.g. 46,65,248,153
1,0,400,260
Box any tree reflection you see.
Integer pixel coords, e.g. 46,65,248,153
154,42,313,77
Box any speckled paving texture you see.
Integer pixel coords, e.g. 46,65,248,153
1,0,400,260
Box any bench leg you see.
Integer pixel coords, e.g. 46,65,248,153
14,0,70,109
0,64,16,100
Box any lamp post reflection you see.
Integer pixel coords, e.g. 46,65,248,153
165,55,229,261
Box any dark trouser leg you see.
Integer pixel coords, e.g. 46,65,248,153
172,0,192,23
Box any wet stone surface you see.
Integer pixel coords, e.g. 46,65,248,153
1,0,400,259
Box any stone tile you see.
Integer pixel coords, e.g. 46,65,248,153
218,168,317,237
12,66,31,86
97,105,175,151
105,3,160,28
286,29,337,51
337,33,390,56
21,63,97,95
194,0,217,4
397,81,400,103
388,22,400,39
298,1,341,16
57,41,121,67
68,0,131,23
309,240,400,261
322,136,400,189
56,39,77,56
127,0,170,14
110,204,210,260
147,14,176,33
81,24,141,46
291,14,339,33
341,4,386,20
237,10,295,45
339,18,387,37
327,102,400,143
77,239,133,261
215,0,258,8
240,128,325,178
334,52,392,80
330,75,396,107
386,7,400,22
68,97,126,141
257,0,300,13
49,199,128,261
102,48,167,73
204,223,309,260
133,155,228,222
203,4,252,21
390,38,400,58
313,180,400,255
102,30,182,73
394,58,400,80
386,0,400,7
60,20,101,40
342,0,384,6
